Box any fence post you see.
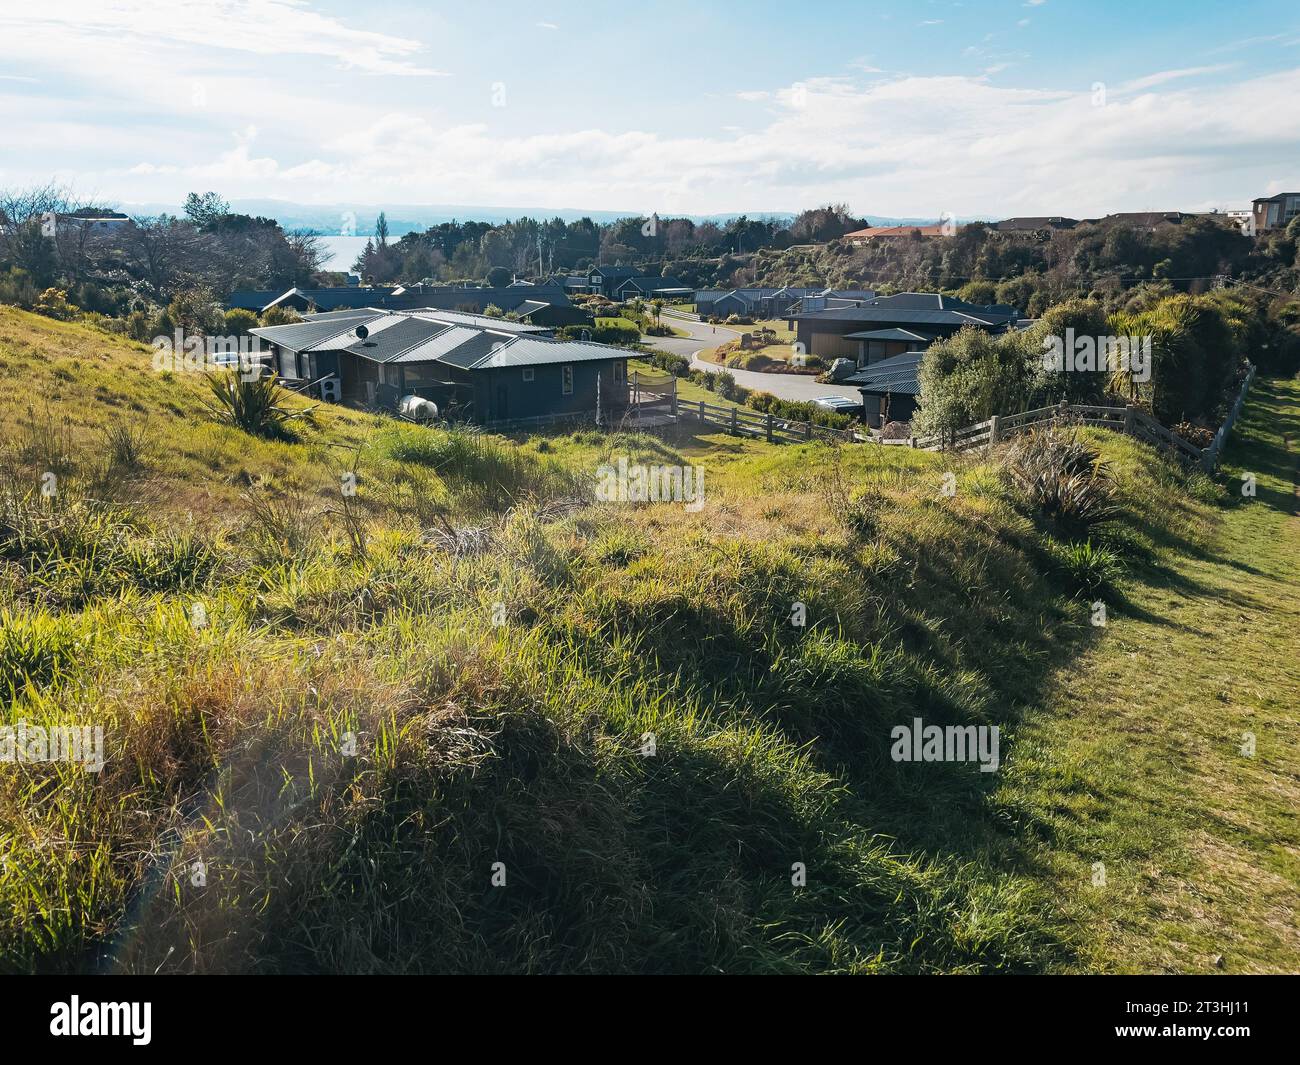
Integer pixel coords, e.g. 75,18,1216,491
699,399,706,422
766,414,774,442
804,419,813,440
730,407,738,434
909,436,916,448
988,414,1000,446
1124,404,1136,437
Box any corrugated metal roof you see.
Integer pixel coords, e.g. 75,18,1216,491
799,306,1001,327
470,336,625,369
337,318,447,362
388,327,487,364
301,307,387,321
844,327,937,342
845,351,925,395
249,312,385,353
408,309,550,333
258,306,626,371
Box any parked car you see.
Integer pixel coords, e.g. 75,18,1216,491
812,395,861,413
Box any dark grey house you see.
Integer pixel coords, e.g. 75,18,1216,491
228,283,591,328
614,276,692,300
695,286,875,319
790,292,1020,363
586,266,642,298
844,351,924,429
845,327,939,366
249,308,628,425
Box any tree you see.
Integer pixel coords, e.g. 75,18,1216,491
183,191,231,230
375,212,389,247
912,327,1037,439
123,215,199,299
486,266,512,287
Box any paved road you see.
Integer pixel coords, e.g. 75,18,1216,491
643,314,861,403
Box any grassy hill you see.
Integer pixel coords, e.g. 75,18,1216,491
0,306,1295,974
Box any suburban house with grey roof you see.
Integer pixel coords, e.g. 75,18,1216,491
249,308,627,425
695,286,874,319
586,265,642,297
613,276,693,300
789,292,1021,364
993,216,1078,236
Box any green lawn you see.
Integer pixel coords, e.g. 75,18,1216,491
997,376,1300,973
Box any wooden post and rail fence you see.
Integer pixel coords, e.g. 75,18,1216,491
626,365,1256,473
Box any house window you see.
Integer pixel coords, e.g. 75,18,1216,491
612,361,624,382
522,367,535,382
561,365,574,395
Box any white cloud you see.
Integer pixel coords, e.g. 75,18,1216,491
0,1,448,77
90,66,1296,217
1119,65,1234,92
2,6,1297,218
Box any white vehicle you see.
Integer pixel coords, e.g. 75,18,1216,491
812,395,860,413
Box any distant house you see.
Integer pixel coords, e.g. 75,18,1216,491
792,289,875,314
586,265,642,298
229,287,397,314
789,292,1020,363
844,327,939,366
613,276,693,300
1251,193,1300,233
708,291,757,317
694,286,875,319
227,284,591,327
1081,211,1197,231
53,209,131,232
249,307,626,425
993,216,1078,235
552,274,591,293
843,224,957,246
845,351,924,429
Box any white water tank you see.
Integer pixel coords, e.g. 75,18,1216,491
398,395,439,421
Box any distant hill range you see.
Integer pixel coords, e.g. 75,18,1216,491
115,197,940,236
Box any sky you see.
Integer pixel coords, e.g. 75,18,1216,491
1,0,1299,224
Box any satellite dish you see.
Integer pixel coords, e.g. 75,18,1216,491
354,324,369,340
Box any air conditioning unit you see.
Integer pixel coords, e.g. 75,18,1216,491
320,376,342,403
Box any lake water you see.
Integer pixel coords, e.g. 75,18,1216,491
315,235,373,271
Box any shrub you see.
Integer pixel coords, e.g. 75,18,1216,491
745,392,853,429
644,351,689,376
224,308,259,336
1171,421,1215,449
380,425,583,511
1051,539,1124,598
205,372,317,440
714,371,739,400
1004,427,1117,528
0,610,82,698
34,288,76,321
101,418,152,473
0,267,39,310
261,305,302,327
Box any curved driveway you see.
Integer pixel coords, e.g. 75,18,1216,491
643,314,861,403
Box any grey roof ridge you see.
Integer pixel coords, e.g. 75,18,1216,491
250,309,385,351
463,330,522,370
375,320,458,364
